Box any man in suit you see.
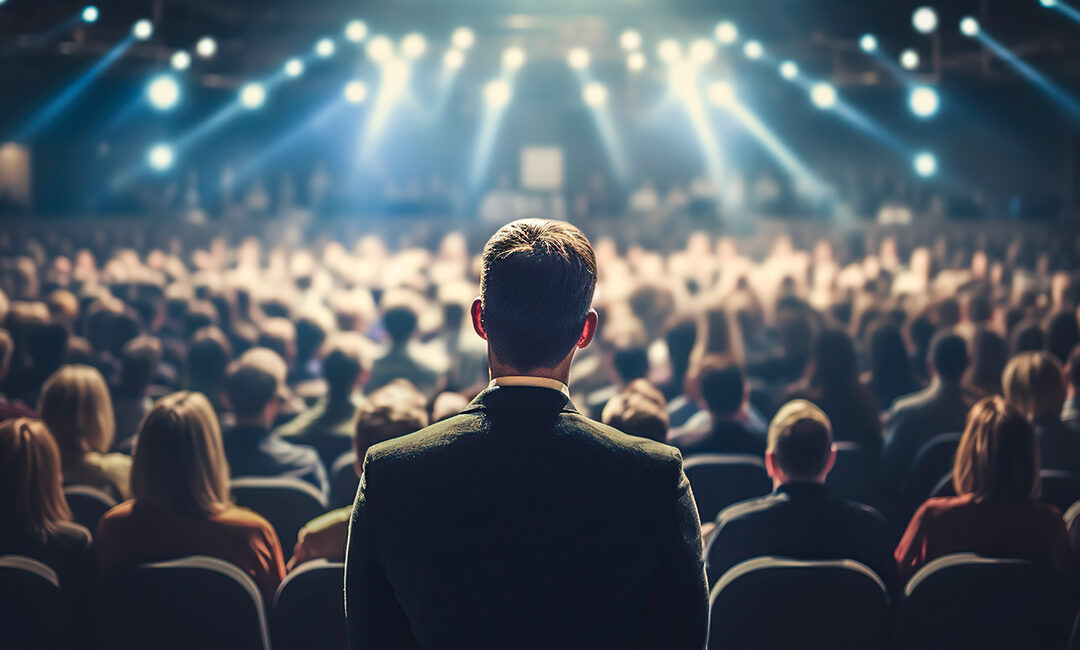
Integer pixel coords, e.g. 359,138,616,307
345,219,708,650
673,359,765,457
704,400,897,593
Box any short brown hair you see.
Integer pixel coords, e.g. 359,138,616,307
1003,351,1066,422
953,396,1039,500
602,382,669,444
0,418,73,541
354,383,429,461
225,347,287,418
767,400,833,480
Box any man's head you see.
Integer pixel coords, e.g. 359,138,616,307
322,336,365,398
353,382,430,476
698,357,745,417
472,219,598,375
765,399,835,487
225,347,288,427
601,380,669,444
929,331,968,384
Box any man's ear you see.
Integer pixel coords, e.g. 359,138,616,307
576,309,599,350
820,444,837,480
470,298,487,341
764,451,779,480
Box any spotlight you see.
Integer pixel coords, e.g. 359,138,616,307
657,39,681,64
583,82,608,107
860,34,878,53
344,80,368,104
196,37,217,59
779,60,799,80
690,39,717,64
912,7,939,34
239,82,266,109
170,50,191,71
568,47,591,70
913,152,937,177
452,27,475,50
900,49,920,70
366,35,394,63
669,61,696,97
146,75,180,110
743,40,764,60
81,6,99,24
810,82,837,109
960,17,980,36
714,20,738,44
620,30,642,51
484,79,511,108
707,81,736,108
284,58,304,77
502,46,525,70
401,33,427,59
148,144,174,171
627,52,647,72
909,85,940,118
345,20,368,43
132,19,153,41
443,49,465,70
1041,0,1058,6
316,38,336,58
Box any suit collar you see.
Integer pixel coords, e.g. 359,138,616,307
462,384,578,415
775,481,829,498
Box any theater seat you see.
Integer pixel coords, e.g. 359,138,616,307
93,555,270,650
897,553,1075,650
231,477,329,553
1040,470,1080,513
708,556,890,650
64,484,118,532
907,433,961,510
273,559,346,650
1064,499,1080,530
684,454,772,524
330,452,359,509
0,555,70,650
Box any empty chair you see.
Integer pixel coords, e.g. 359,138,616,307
907,433,961,509
826,441,880,509
64,484,118,532
273,559,346,650
231,477,329,553
329,452,359,509
897,553,1075,650
1040,470,1080,513
708,557,890,650
0,555,71,650
94,555,270,650
684,454,772,524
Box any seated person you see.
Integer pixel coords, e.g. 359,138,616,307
367,293,441,397
1063,346,1080,428
223,348,328,495
705,400,896,592
96,391,286,601
111,336,162,452
288,383,428,570
601,379,669,444
895,396,1071,583
1003,351,1080,474
673,358,765,457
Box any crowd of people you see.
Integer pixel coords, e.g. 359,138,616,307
2,216,1080,647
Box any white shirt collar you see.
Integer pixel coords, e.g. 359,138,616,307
489,375,571,398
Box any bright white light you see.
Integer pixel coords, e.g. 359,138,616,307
810,82,837,109
132,19,153,41
567,47,590,70
366,35,394,63
1042,0,1059,6
148,144,174,171
707,81,736,108
344,80,368,104
484,79,511,108
657,39,681,64
170,50,191,71
81,6,99,23
960,17,980,36
583,82,608,107
900,49,920,70
669,61,696,97
779,60,799,80
452,27,475,50
284,58,304,77
627,52,646,72
909,85,940,118
146,75,180,110
743,40,764,60
914,152,937,177
620,30,642,51
315,38,336,58
502,46,525,70
443,49,465,70
345,20,368,43
196,37,217,59
239,82,267,109
690,39,717,64
860,34,878,53
912,7,939,34
714,21,738,44
401,33,427,59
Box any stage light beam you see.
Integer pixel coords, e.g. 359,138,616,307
132,19,153,41
344,80,368,104
583,82,608,107
960,17,980,36
239,82,266,109
568,47,590,70
810,82,838,109
443,49,465,70
345,20,368,43
707,80,736,108
860,34,878,53
714,21,738,44
620,30,642,51
170,51,191,71
743,40,764,60
690,39,717,64
401,33,427,59
81,6,99,23
452,27,476,50
316,38,336,58
484,79,512,108
367,35,394,63
627,52,646,72
909,85,940,118
657,39,681,64
502,46,525,70
900,49,920,70
148,144,174,171
146,75,180,110
914,152,937,177
284,58,304,77
779,60,799,80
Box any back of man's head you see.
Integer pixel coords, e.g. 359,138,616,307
322,339,363,396
699,358,745,417
931,331,968,383
225,347,287,421
119,335,162,394
382,305,419,344
480,219,597,371
354,383,430,467
767,400,833,482
602,382,669,444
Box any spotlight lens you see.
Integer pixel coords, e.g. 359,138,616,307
914,152,937,177
132,19,153,40
484,79,512,108
707,81,736,108
714,20,738,44
810,82,837,109
860,34,878,53
779,60,799,80
657,39,681,63
1041,0,1058,6
743,40,764,60
900,49,920,70
568,47,590,70
81,6,99,23
502,46,525,70
196,37,217,58
284,58,304,77
366,35,394,63
443,49,465,70
316,38,336,58
627,52,647,72
960,17,980,36
583,82,608,107
909,85,940,118
240,82,267,109
344,80,368,104
620,30,642,51
345,20,368,43
146,75,180,110
690,39,716,64
148,144,174,171
452,27,475,50
912,7,939,34
170,50,191,71
401,33,427,59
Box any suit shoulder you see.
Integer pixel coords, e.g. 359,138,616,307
364,412,482,465
563,412,682,465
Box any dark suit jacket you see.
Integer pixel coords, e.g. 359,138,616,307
676,416,766,458
880,381,971,496
1035,418,1080,474
345,385,709,650
223,425,329,496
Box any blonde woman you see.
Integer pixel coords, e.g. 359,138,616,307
1003,350,1080,474
95,391,285,601
39,364,131,500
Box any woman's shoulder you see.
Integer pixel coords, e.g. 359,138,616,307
213,505,278,537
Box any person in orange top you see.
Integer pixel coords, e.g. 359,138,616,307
96,391,285,601
895,396,1072,584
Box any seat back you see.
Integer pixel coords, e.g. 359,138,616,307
1064,499,1080,532
709,556,890,650
907,433,961,509
1040,470,1080,512
0,555,70,650
684,454,772,524
827,441,881,509
273,560,347,650
64,484,118,532
94,555,270,650
330,452,359,509
231,477,329,553
897,553,1075,650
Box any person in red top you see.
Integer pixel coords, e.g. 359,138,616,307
895,395,1072,584
96,391,285,601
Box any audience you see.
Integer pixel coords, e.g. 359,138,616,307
1063,346,1080,428
964,329,1008,399
366,293,441,397
862,321,922,411
673,358,765,456
111,335,162,452
1003,351,1080,474
601,379,669,444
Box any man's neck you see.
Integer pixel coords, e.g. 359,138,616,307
488,353,574,387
